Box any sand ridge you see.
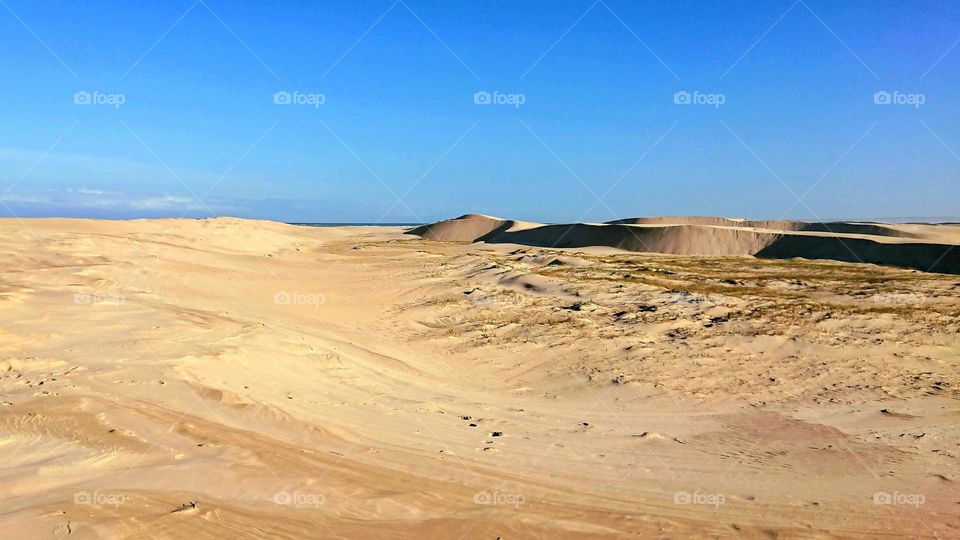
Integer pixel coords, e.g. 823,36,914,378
410,214,960,274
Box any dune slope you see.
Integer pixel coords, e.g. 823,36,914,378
410,214,960,274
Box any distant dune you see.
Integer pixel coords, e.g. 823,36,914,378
409,214,960,274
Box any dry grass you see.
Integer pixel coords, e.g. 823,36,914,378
390,242,959,402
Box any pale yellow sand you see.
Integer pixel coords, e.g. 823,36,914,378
411,214,960,274
0,217,957,539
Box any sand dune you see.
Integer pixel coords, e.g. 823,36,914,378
606,216,915,236
410,214,960,274
0,218,957,539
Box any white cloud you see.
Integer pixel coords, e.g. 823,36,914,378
130,195,196,210
0,192,52,204
0,188,221,213
66,187,123,196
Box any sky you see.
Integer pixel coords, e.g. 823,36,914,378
0,0,957,223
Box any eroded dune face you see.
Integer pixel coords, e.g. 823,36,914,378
607,216,925,239
410,214,960,274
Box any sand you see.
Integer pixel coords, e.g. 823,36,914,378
411,214,960,274
0,217,958,539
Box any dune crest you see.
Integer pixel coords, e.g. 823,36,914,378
410,215,960,274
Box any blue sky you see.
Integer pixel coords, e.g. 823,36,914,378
0,0,957,223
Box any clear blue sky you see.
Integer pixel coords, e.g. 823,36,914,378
1,0,957,223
